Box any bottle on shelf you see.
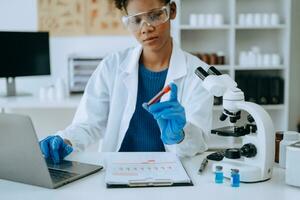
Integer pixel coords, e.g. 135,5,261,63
192,52,226,66
239,46,281,67
238,13,280,27
275,131,284,163
217,52,225,65
188,13,225,27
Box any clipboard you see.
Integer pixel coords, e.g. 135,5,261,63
105,152,194,188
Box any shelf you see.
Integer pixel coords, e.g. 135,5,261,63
234,66,285,70
213,104,285,111
177,0,291,131
181,30,230,59
180,25,286,31
180,25,231,30
262,104,285,110
214,65,231,71
235,25,286,30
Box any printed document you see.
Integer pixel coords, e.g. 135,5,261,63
105,152,191,186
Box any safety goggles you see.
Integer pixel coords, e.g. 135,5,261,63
122,3,171,32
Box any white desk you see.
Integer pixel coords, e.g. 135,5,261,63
0,152,299,200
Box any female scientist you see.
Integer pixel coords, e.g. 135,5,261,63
40,0,213,164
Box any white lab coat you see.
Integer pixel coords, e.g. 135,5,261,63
58,41,213,157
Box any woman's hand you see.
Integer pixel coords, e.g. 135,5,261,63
143,83,186,145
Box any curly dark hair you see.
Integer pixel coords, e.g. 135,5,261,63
114,0,171,11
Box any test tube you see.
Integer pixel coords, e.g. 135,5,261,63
147,85,171,106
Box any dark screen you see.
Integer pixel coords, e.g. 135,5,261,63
0,31,51,78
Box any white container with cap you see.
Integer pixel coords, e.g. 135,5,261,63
263,54,271,66
238,13,246,26
198,14,205,27
271,54,280,66
239,51,247,66
254,13,262,26
47,86,56,101
270,13,279,26
286,141,300,187
39,87,47,101
262,13,271,26
213,14,224,26
189,14,198,26
279,131,300,168
55,78,67,100
206,14,213,27
245,13,254,26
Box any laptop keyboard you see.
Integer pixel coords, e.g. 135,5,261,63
48,168,79,182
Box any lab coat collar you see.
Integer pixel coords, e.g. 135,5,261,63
165,40,187,83
121,45,143,74
120,39,187,80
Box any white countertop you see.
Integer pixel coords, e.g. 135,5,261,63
0,152,299,200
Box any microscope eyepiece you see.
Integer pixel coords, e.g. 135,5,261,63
195,67,209,80
219,113,228,121
207,66,222,75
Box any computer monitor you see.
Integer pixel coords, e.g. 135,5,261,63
0,31,51,96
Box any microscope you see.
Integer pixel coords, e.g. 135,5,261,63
195,66,275,183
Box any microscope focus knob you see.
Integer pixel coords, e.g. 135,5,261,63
219,113,228,121
247,115,255,123
230,117,237,123
240,143,257,158
224,148,241,159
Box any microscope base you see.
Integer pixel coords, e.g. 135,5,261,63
212,161,272,183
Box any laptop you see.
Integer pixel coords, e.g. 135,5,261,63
0,113,103,189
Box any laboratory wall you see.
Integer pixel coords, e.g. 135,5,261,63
0,0,137,95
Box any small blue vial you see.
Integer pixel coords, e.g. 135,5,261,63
215,166,224,184
231,169,240,187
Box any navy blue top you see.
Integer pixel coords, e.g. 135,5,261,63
119,63,168,152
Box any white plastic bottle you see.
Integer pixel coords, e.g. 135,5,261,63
47,85,56,101
39,87,47,101
189,14,198,26
279,131,300,168
55,78,67,100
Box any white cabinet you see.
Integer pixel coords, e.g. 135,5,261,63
173,0,291,131
68,56,103,93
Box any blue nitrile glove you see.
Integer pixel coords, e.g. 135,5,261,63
143,83,186,145
39,135,73,164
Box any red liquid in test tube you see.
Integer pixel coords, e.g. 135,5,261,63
147,85,171,106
